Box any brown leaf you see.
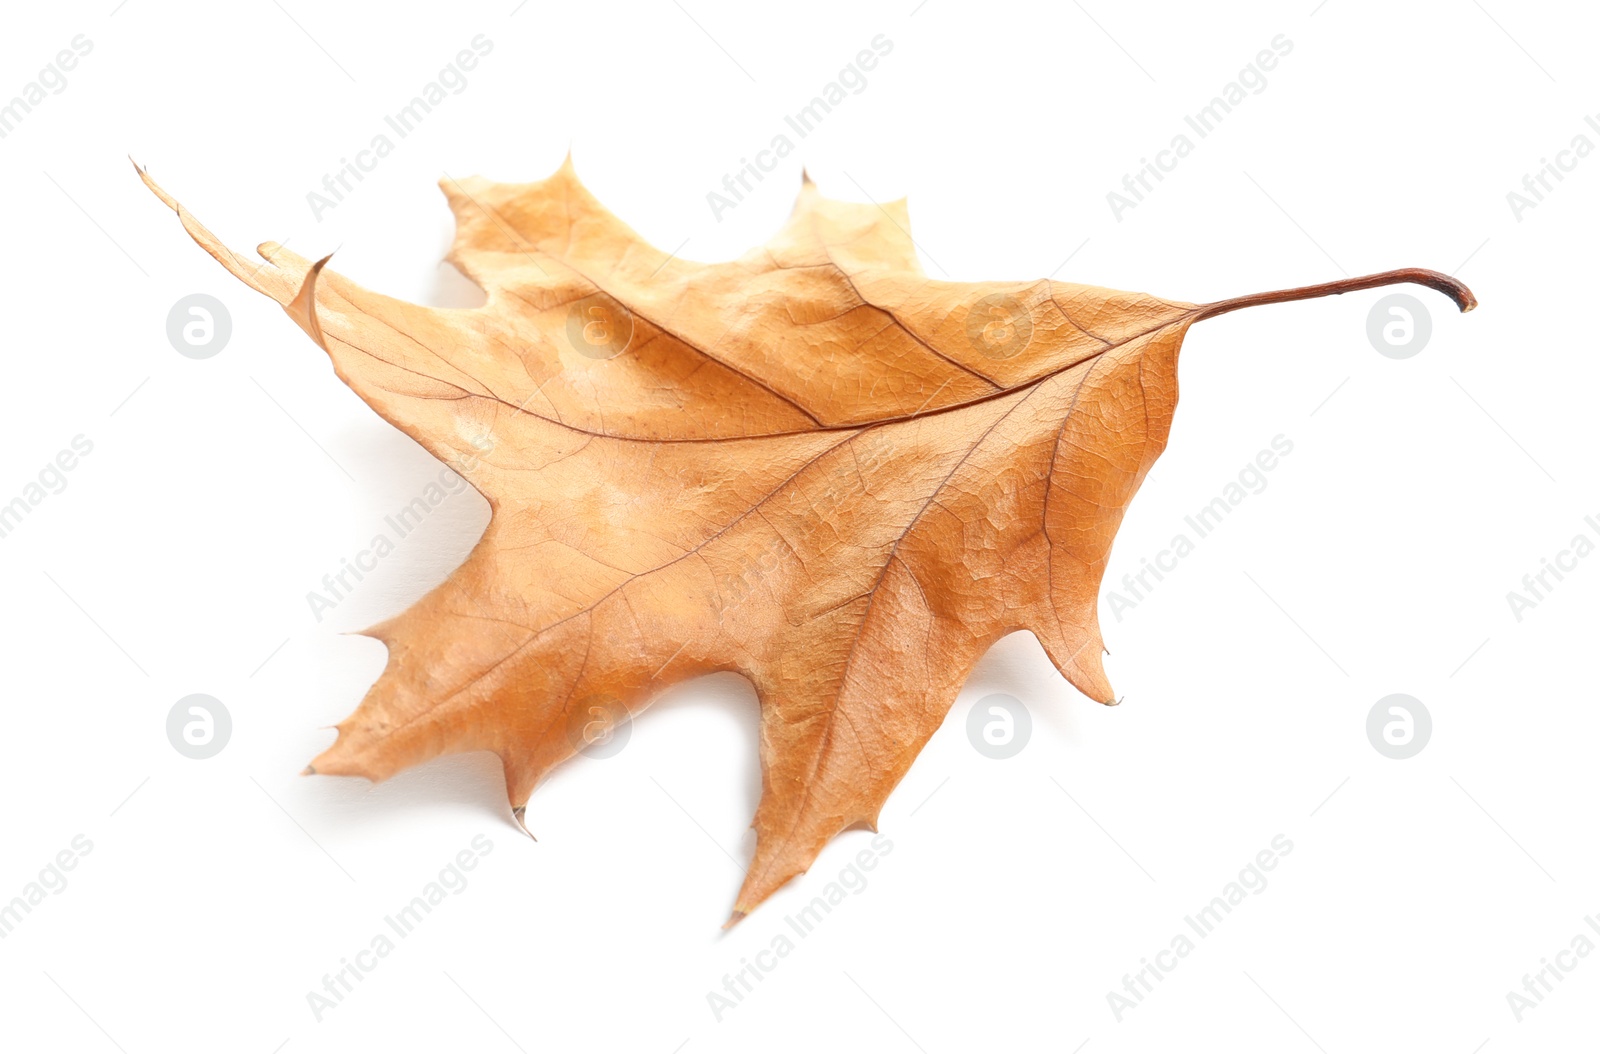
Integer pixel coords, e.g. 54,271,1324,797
140,159,1474,920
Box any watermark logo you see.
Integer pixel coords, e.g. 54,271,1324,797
167,294,232,359
1506,515,1599,622
565,695,630,759
0,35,93,141
1107,34,1293,220
963,294,1033,359
306,835,494,1022
715,431,896,621
1106,833,1294,1021
306,35,494,221
966,693,1031,759
0,434,93,542
1506,113,1600,222
1366,694,1430,760
1105,435,1294,621
705,834,893,1021
306,462,481,623
167,694,231,759
1366,293,1430,359
1505,914,1600,1022
706,34,894,221
0,834,93,940
565,292,634,359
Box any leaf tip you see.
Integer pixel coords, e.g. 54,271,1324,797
134,161,180,215
307,731,387,785
1415,268,1477,313
135,163,293,301
286,252,335,349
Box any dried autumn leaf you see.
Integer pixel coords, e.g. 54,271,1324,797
141,160,1474,920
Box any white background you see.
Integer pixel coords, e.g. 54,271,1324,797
1,0,1595,1050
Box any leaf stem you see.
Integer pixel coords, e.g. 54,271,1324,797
1195,267,1476,321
